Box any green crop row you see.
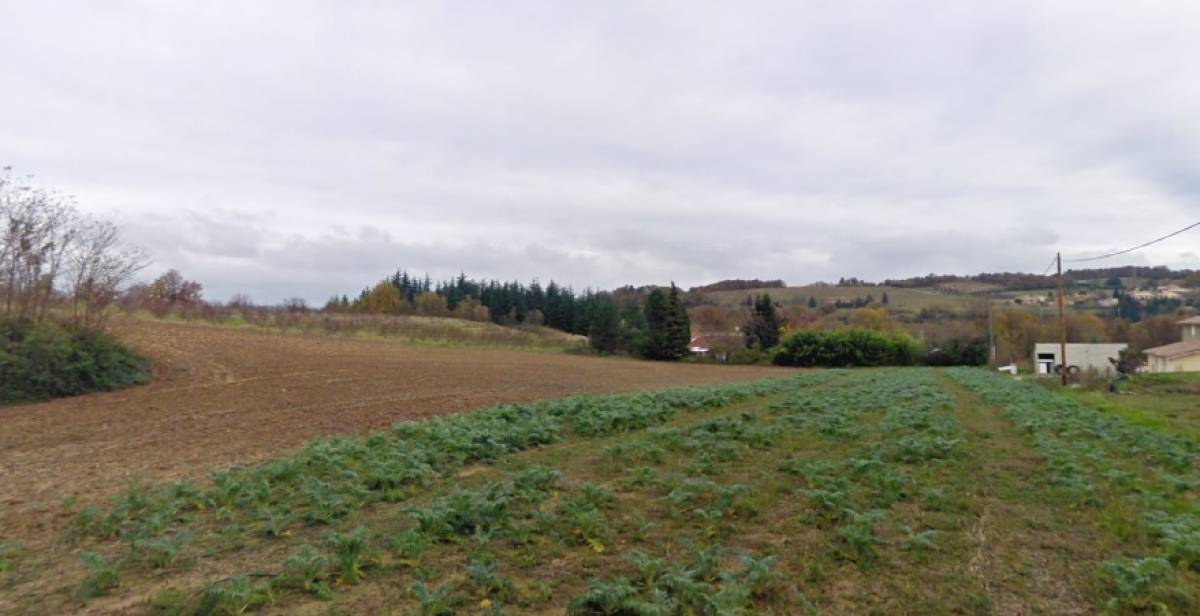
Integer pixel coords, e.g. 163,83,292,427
946,368,1199,612
65,371,842,606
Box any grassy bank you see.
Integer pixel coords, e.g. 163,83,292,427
119,310,586,353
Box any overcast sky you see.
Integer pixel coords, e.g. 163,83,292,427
3,1,1200,303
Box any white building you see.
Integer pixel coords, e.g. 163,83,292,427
1033,343,1127,376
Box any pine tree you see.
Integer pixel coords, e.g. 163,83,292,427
665,283,691,358
881,292,889,306
588,298,621,354
743,293,783,350
640,288,671,359
641,285,689,360
808,296,817,309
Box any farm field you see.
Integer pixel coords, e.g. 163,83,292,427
3,366,1197,614
0,320,789,579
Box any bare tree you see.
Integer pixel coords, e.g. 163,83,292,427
281,297,308,313
227,293,255,310
0,169,78,321
67,217,148,330
143,269,204,317
1,167,148,329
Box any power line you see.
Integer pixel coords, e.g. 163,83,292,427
1032,220,1198,383
1039,255,1058,277
1062,221,1200,263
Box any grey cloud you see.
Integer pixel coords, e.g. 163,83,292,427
3,1,1200,303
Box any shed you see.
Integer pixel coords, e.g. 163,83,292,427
1032,343,1127,376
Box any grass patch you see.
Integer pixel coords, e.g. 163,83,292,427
122,309,586,353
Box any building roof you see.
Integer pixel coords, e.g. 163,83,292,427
1144,340,1200,359
1177,316,1200,325
1033,342,1127,350
689,334,742,349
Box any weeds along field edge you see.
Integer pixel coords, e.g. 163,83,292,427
46,371,844,609
946,368,1200,613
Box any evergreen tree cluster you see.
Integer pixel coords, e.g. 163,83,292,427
335,270,609,335
1113,291,1186,322
831,294,878,309
335,271,688,349
336,271,694,361
742,293,783,350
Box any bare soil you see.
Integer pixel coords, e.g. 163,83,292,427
0,319,786,543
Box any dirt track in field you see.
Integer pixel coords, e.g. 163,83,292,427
0,320,786,542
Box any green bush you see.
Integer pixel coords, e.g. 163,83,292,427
727,348,770,365
0,319,151,405
771,329,922,368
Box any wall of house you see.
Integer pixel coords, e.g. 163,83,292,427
1163,353,1200,373
1184,324,1199,342
1148,352,1200,373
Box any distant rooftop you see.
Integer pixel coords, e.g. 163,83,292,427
1144,340,1200,359
1178,316,1200,325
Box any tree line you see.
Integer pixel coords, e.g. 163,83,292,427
332,270,697,360
330,270,619,335
686,279,786,293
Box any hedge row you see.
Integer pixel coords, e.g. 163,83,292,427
771,328,924,367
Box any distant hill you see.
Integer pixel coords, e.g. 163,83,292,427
687,279,786,293
883,266,1196,292
685,267,1196,303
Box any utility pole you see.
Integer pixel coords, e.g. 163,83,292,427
1056,252,1068,386
987,301,996,368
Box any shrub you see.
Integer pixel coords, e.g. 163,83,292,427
0,319,150,405
771,328,921,368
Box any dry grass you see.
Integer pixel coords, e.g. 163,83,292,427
128,309,586,352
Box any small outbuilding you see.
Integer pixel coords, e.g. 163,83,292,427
1144,317,1200,373
1033,343,1127,376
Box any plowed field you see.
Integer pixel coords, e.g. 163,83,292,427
0,320,786,543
